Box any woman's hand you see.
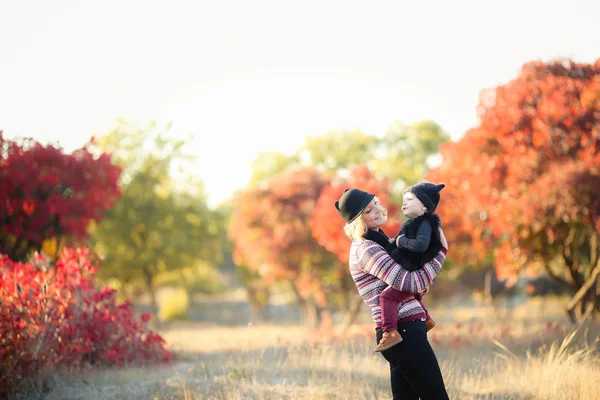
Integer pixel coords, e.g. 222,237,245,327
438,228,448,249
415,286,429,300
396,234,405,247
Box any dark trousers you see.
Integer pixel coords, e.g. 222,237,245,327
376,319,449,400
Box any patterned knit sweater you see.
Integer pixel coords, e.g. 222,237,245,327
349,239,447,326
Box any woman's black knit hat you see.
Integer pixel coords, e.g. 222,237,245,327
335,188,375,223
405,182,445,213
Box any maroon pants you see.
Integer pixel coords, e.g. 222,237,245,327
380,287,430,332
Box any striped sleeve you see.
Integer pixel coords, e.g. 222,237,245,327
356,241,447,293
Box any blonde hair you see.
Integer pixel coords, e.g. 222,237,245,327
343,216,368,241
342,197,387,241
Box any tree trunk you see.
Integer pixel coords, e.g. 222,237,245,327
342,295,365,332
595,278,600,314
289,279,306,307
54,235,62,261
249,301,268,323
484,269,493,306
588,233,598,280
544,263,573,288
246,283,270,322
566,260,600,324
338,275,353,313
287,279,324,327
10,236,25,261
303,299,323,328
0,231,7,254
143,268,159,323
563,230,585,290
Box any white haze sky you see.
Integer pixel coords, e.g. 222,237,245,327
1,0,598,207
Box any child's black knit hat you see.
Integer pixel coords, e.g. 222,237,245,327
405,182,445,213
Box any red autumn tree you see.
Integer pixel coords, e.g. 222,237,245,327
229,166,338,325
425,129,499,268
0,133,121,261
427,58,600,321
311,165,401,264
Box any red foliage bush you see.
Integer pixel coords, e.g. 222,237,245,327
0,247,174,394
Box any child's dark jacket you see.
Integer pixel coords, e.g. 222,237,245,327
363,213,443,272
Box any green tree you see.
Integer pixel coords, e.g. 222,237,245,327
297,123,449,198
299,128,379,173
89,120,222,316
249,151,301,184
374,120,450,196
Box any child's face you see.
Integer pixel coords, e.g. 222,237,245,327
362,198,387,229
402,192,426,218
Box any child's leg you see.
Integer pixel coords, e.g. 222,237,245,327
380,287,411,332
375,287,412,352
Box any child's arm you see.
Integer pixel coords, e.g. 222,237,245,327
396,221,432,253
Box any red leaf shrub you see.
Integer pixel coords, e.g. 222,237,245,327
0,247,174,394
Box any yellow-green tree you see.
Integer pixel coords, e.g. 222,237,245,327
299,129,379,172
89,120,223,315
374,120,450,197
298,123,449,197
249,151,301,184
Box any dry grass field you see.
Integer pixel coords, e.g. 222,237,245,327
29,295,600,400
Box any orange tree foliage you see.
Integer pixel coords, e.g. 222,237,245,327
0,133,121,261
427,58,600,317
229,166,337,311
311,165,401,264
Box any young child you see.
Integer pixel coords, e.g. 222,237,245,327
365,181,445,352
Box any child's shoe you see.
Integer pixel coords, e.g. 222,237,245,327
374,331,402,352
425,318,436,332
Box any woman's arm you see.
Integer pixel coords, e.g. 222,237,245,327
356,239,447,293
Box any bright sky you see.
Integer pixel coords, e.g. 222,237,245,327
1,0,598,207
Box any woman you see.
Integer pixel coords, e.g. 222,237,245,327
335,188,449,399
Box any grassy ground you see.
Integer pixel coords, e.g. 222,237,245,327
34,296,600,400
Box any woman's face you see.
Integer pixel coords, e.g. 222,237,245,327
362,198,387,229
402,191,426,218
